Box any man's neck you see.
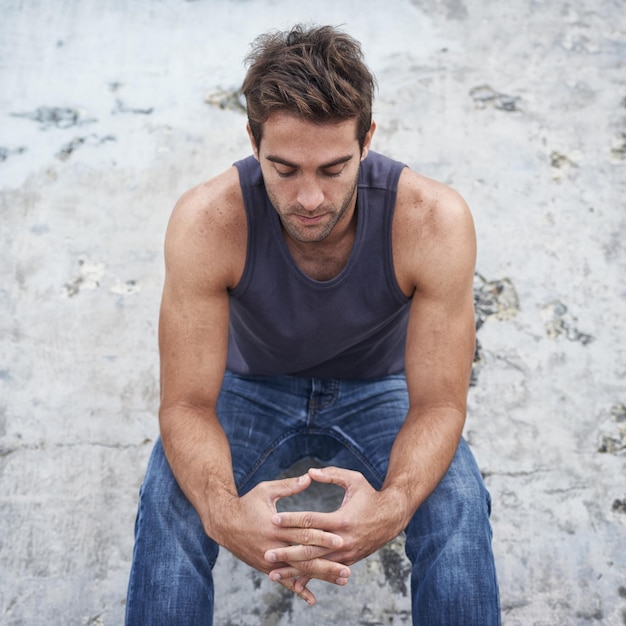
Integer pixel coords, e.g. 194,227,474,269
283,208,358,281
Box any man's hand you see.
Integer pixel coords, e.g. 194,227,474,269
264,467,406,591
218,473,351,605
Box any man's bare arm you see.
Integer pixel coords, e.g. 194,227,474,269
158,170,243,529
379,168,476,528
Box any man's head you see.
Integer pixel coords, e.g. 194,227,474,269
242,24,376,152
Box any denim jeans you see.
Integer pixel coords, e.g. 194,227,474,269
126,371,500,625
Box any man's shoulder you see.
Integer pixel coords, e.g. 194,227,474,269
173,165,245,228
164,165,247,287
395,168,471,233
392,168,475,291
393,169,475,268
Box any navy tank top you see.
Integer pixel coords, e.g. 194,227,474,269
227,151,411,379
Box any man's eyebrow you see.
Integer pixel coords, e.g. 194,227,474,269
265,154,354,169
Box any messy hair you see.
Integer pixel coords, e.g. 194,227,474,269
242,24,376,151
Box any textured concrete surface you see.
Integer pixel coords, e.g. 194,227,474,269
1,0,625,624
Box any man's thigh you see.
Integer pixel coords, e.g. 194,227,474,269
312,374,410,488
404,439,499,623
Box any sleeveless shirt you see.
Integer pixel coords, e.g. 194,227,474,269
227,151,411,379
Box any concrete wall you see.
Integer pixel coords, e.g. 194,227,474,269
1,1,625,623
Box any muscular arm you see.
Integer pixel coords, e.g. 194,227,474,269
381,168,476,531
157,170,347,604
158,171,242,532
266,169,476,575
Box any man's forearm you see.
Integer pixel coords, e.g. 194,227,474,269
159,403,239,543
381,405,466,533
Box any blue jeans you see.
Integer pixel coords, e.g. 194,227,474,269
126,372,500,625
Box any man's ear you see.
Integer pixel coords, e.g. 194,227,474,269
360,121,376,161
246,124,259,160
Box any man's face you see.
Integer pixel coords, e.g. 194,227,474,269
249,111,375,244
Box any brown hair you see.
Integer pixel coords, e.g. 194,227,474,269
242,24,376,151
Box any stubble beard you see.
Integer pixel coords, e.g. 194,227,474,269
267,174,359,244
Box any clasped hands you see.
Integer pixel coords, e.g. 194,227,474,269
226,466,400,606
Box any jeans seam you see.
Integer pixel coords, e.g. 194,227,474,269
236,429,301,492
236,426,387,493
324,426,386,487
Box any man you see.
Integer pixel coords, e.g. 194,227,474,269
126,24,500,625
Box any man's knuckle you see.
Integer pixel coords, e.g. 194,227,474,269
336,519,350,533
343,548,358,565
300,559,315,573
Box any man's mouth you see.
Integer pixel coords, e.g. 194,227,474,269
294,213,325,224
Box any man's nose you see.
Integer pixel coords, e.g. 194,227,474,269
296,179,324,211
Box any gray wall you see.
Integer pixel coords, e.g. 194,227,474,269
1,1,625,623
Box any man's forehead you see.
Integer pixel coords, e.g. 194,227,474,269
258,112,360,162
